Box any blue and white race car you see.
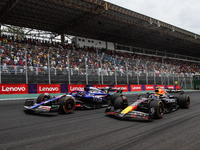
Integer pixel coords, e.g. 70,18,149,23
24,87,128,114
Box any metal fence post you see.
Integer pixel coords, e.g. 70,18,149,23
136,60,140,85
153,63,156,85
85,57,88,85
114,57,117,85
100,53,104,84
25,45,28,84
48,48,51,84
126,61,129,85
68,50,71,84
145,61,148,85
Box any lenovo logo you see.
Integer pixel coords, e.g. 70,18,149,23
2,86,26,92
39,87,59,92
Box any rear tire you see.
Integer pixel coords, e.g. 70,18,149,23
37,93,52,103
149,100,164,119
59,96,76,114
114,96,128,110
177,94,190,108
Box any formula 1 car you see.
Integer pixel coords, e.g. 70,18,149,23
105,88,190,120
24,87,128,114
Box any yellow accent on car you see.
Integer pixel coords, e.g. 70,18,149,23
121,106,133,114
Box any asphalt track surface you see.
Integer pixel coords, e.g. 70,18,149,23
0,92,200,150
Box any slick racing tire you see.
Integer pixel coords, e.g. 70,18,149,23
149,100,164,119
177,94,190,108
114,96,128,110
59,96,76,114
111,93,121,105
36,93,52,103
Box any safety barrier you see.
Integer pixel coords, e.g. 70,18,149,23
0,84,180,94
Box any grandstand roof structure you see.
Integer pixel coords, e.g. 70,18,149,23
0,0,200,57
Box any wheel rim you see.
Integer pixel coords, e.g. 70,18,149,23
158,102,164,116
186,96,190,107
64,99,75,111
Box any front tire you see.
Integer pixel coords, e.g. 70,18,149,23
149,100,164,119
177,94,190,108
37,93,52,103
114,96,128,110
59,96,76,114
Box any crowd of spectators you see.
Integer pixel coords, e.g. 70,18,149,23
0,34,200,77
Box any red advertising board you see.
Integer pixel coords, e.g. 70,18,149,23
167,85,175,89
145,85,155,91
156,85,165,89
0,84,28,94
93,85,110,89
37,84,61,93
68,84,86,93
130,85,142,91
176,85,180,89
113,85,129,92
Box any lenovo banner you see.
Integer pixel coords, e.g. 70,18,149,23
145,85,155,91
68,84,86,93
167,85,175,89
93,85,110,89
0,84,28,94
157,85,165,89
113,85,129,92
37,84,61,93
130,85,142,91
176,85,180,89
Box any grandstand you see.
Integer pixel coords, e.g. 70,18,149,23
0,0,200,89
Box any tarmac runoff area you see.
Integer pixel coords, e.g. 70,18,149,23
0,90,198,100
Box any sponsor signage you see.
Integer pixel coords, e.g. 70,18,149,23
93,85,110,89
145,85,155,91
176,85,180,89
37,84,60,93
0,84,28,94
68,84,86,93
167,85,175,89
113,85,129,92
157,85,165,89
130,85,142,91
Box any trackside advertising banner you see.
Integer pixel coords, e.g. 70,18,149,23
145,85,155,91
130,85,142,91
0,84,28,94
176,85,180,89
156,85,165,89
167,85,175,89
37,84,61,93
68,84,86,93
93,85,110,89
113,85,129,92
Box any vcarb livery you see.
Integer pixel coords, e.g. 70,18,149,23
24,86,127,114
130,85,142,91
0,84,28,94
37,84,60,93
